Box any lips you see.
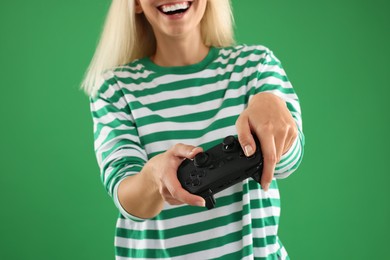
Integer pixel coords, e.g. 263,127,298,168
157,1,192,15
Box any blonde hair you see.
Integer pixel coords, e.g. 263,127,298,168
81,0,235,96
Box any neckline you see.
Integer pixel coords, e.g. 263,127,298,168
138,47,218,74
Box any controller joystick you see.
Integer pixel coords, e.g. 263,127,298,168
177,135,263,209
222,136,237,152
194,152,209,167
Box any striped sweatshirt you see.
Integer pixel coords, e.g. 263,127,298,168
90,45,304,259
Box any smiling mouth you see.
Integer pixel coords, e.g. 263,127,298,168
157,1,192,15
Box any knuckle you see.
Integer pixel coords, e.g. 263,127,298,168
257,122,273,133
265,154,278,164
278,124,289,134
290,125,298,138
171,143,182,152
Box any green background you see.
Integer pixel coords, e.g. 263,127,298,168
0,0,389,259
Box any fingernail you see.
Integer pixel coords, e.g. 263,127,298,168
263,183,270,191
196,200,205,207
244,145,254,157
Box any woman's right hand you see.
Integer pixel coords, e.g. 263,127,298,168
148,143,206,207
118,143,205,219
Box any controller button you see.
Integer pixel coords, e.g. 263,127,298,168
194,152,209,167
185,178,192,186
190,170,197,178
197,170,206,178
208,164,215,169
222,136,237,152
226,156,233,161
192,178,201,187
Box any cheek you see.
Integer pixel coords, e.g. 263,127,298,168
195,1,208,21
142,10,160,29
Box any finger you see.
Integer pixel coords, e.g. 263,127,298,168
160,187,182,205
161,186,186,206
274,128,288,163
165,199,184,206
170,185,205,207
164,173,205,207
187,147,204,159
170,143,203,161
258,134,277,191
235,114,256,157
282,125,298,155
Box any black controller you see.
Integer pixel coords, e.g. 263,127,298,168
177,135,263,209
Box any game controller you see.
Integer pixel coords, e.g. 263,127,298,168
177,135,263,209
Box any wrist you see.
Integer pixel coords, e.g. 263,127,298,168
142,162,163,202
116,165,164,219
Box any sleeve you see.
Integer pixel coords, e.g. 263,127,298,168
254,47,305,179
90,75,148,221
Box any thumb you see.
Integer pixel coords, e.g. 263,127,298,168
170,143,203,161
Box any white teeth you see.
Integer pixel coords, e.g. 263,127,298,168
161,2,190,13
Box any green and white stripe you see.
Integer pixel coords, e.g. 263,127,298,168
90,45,304,259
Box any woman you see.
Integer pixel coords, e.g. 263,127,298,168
82,0,304,259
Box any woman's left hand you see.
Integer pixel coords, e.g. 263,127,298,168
235,92,298,191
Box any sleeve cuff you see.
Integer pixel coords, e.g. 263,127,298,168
113,178,147,222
